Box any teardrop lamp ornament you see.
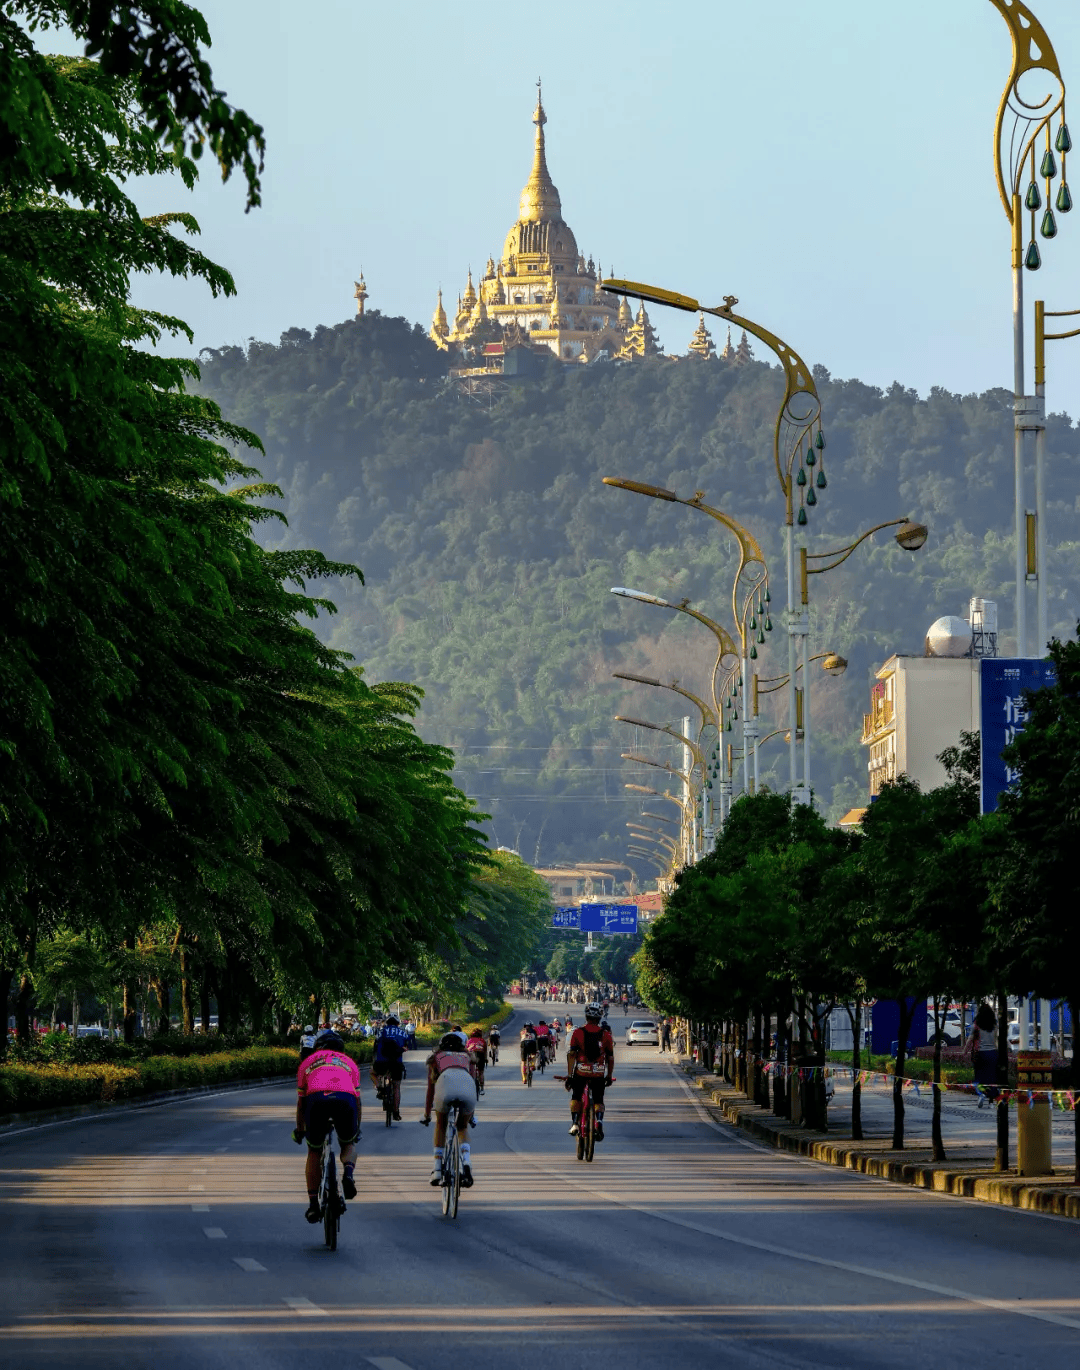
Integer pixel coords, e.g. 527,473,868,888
749,645,758,661
797,506,808,526
1042,208,1058,238
815,431,825,450
756,628,765,644
749,614,757,630
764,588,771,604
1041,148,1058,179
796,467,807,487
816,469,827,489
1056,122,1072,153
1026,180,1043,210
1026,239,1042,270
1057,181,1073,212
764,615,773,631
806,486,817,507
805,448,816,467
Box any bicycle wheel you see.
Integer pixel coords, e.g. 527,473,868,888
323,1153,338,1250
583,1099,596,1162
384,1086,393,1128
441,1128,454,1216
526,1060,533,1087
575,1084,587,1161
449,1134,461,1219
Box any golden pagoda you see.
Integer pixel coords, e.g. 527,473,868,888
687,312,715,360
432,86,631,363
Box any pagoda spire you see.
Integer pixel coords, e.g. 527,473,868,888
687,311,715,360
518,78,561,222
353,269,368,317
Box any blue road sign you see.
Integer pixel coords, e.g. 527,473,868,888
551,904,638,933
578,904,638,934
980,657,1057,813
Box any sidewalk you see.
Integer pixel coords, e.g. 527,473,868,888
680,1060,1080,1220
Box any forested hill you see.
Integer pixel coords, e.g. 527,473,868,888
196,311,1080,865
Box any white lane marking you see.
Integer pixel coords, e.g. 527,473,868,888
215,1146,228,1152
190,1168,207,1173
232,1257,266,1272
367,1359,415,1370
230,1136,243,1141
191,1204,210,1212
505,1069,1080,1335
203,1227,226,1239
187,1185,205,1191
284,1296,327,1317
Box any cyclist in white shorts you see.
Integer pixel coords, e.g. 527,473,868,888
423,1032,479,1187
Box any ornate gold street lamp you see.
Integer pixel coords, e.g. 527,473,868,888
1031,298,1080,648
621,755,695,865
626,824,679,856
989,0,1070,654
617,717,705,860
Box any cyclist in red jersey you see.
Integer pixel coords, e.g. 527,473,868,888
566,1002,614,1140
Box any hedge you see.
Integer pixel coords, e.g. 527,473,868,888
0,1046,297,1116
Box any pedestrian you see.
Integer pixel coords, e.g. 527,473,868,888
964,1002,999,1107
660,1018,671,1053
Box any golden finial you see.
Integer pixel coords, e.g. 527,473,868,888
519,82,560,222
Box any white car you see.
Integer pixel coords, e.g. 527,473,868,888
625,1019,660,1047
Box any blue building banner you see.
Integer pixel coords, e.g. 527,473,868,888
551,904,638,934
980,657,1057,813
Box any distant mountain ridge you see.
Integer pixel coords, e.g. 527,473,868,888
195,311,1080,865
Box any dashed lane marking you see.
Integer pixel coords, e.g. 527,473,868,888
203,1228,226,1239
215,1146,228,1152
187,1185,205,1192
367,1359,415,1370
232,1257,266,1272
190,1204,209,1212
284,1297,327,1316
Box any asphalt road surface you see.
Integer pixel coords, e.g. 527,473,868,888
2,997,1079,1369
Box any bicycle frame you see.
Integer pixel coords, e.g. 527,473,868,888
318,1121,341,1250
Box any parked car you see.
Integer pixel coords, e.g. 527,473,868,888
625,1019,659,1047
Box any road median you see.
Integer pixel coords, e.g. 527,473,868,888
682,1062,1080,1220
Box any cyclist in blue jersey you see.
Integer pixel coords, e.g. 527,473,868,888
370,1014,410,1121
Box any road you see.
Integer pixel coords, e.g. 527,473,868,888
1,997,1078,1369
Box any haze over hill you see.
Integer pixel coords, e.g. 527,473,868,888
196,311,1080,867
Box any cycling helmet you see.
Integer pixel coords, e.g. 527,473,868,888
584,1002,603,1021
314,1029,344,1051
538,1019,546,1026
440,1032,464,1050
524,1022,534,1029
384,1015,400,1027
302,1024,314,1035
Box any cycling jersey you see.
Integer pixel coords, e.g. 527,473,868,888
373,1024,410,1064
568,1024,614,1076
297,1048,361,1098
424,1049,478,1115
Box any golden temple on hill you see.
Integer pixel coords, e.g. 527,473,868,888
429,87,661,365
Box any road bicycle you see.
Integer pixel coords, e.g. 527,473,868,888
376,1075,395,1127
488,1038,499,1066
536,1040,548,1074
522,1050,536,1087
557,1073,615,1163
317,1120,345,1250
421,1111,464,1218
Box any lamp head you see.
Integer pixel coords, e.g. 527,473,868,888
895,519,928,552
611,587,673,609
603,476,678,502
822,653,848,677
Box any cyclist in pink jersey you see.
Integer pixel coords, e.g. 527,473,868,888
293,1029,361,1223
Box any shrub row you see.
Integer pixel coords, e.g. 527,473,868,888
0,1046,298,1115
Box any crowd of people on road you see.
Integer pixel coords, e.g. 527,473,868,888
290,991,645,1219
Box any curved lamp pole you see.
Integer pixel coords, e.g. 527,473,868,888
794,517,927,796
627,824,679,857
989,0,1069,655
621,752,695,866
603,281,821,802
613,670,723,843
617,716,706,862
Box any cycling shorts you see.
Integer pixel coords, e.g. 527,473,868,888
432,1067,477,1116
570,1074,608,1109
303,1090,360,1150
520,1039,538,1059
372,1060,405,1081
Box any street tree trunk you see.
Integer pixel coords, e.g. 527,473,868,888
995,989,1009,1172
1070,992,1080,1182
847,1000,863,1141
891,997,916,1150
931,993,947,1163
179,940,195,1035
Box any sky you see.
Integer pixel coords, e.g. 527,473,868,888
46,0,1080,411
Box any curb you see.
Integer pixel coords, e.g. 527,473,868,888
0,1072,293,1139
685,1067,1080,1220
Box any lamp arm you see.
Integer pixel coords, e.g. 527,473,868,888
988,0,1065,218
805,517,911,573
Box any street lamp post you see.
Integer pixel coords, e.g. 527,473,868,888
620,754,694,864
616,716,707,861
1032,299,1080,649
989,0,1069,654
602,283,821,803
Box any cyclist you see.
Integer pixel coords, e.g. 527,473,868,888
519,1021,539,1082
465,1027,487,1094
294,1027,361,1223
298,1023,317,1062
423,1031,479,1187
535,1018,552,1065
370,1013,410,1120
566,1003,615,1141
488,1024,501,1064
564,1013,574,1037
551,1016,562,1046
